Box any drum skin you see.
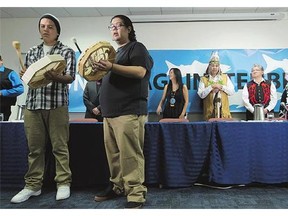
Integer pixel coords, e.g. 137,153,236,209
78,41,116,81
22,54,66,89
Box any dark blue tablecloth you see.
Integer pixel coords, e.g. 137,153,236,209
0,122,28,187
0,122,110,188
1,121,288,188
0,121,211,188
210,121,288,184
144,122,212,187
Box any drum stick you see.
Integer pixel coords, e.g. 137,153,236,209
71,37,82,54
72,37,95,71
12,41,25,71
73,37,96,70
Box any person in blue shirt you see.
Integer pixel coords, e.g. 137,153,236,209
0,54,24,121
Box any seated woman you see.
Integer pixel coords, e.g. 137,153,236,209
156,68,189,119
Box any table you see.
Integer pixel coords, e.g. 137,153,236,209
1,121,288,189
0,122,110,188
144,122,212,187
210,121,288,184
0,122,28,187
0,121,211,188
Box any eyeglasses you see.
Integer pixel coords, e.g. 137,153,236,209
108,24,125,31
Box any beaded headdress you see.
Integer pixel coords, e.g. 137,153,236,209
209,51,220,65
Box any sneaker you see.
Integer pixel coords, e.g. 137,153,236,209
11,188,41,203
94,184,121,202
125,201,144,209
56,185,70,200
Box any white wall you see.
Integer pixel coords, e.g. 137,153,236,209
1,14,288,120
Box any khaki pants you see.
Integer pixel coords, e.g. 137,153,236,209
103,115,147,203
23,106,72,190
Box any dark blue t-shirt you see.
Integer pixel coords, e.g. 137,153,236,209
100,41,153,117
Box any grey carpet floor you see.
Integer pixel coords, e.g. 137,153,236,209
1,184,288,209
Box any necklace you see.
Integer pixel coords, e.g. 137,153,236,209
170,91,176,107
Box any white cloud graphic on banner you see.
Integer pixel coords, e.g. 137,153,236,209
165,60,231,77
263,54,288,73
263,54,288,81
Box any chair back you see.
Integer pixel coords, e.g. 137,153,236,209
208,118,235,122
159,118,189,123
69,118,98,123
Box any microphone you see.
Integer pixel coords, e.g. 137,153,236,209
215,98,221,103
214,97,221,118
71,37,82,54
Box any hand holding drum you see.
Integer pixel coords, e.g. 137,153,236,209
21,54,66,89
78,41,116,81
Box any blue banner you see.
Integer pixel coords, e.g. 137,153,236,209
69,49,288,113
